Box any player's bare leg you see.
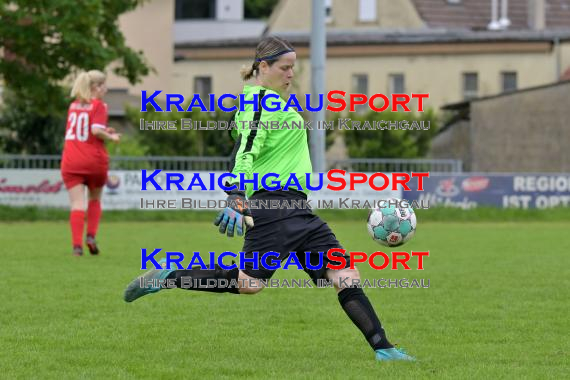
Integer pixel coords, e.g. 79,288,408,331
326,267,415,361
67,184,86,256
235,270,265,294
86,187,103,255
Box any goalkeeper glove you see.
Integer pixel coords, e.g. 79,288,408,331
213,190,254,237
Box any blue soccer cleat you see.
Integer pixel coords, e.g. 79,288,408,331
124,258,174,303
375,347,416,362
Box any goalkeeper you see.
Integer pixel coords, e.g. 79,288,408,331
124,36,414,362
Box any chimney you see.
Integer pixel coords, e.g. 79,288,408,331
488,0,501,30
528,0,545,30
498,0,511,29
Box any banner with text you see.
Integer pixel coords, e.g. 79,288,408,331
0,170,400,210
402,173,570,209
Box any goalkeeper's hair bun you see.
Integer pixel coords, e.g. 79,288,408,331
240,35,294,81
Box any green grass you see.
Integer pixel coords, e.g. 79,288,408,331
1,219,569,379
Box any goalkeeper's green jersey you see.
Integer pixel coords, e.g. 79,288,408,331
230,85,312,198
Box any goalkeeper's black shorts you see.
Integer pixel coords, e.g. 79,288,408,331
241,189,351,284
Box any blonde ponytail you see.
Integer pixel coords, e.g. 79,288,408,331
70,70,106,103
71,73,91,103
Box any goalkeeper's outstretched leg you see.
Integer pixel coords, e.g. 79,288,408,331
123,260,265,303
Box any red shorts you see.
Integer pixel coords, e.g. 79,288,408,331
61,169,108,190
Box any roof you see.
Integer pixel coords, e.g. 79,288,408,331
411,0,570,31
441,79,570,110
437,78,570,135
174,20,266,44
175,28,570,49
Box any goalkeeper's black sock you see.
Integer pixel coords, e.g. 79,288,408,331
165,265,240,294
338,286,393,350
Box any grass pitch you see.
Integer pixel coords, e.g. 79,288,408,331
1,216,568,379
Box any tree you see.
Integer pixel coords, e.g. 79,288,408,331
244,0,279,19
0,0,151,154
126,105,236,158
342,109,439,159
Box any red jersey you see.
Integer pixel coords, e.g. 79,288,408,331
61,98,109,173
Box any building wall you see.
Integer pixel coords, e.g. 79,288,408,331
174,42,568,112
268,0,423,33
328,0,424,30
469,81,570,172
429,120,471,170
560,40,570,78
265,0,310,32
106,0,174,100
172,54,314,102
172,58,251,99
376,0,425,29
324,49,560,111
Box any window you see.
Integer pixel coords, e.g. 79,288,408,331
352,74,368,114
325,0,332,23
175,0,216,20
501,71,517,93
462,72,478,100
389,74,406,111
358,0,377,22
389,74,405,95
194,76,212,108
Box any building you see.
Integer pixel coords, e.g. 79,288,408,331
431,79,570,172
2,1,570,116
96,0,570,165
173,0,570,113
106,0,265,115
104,0,175,117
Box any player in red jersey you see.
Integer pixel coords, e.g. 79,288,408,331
61,70,121,256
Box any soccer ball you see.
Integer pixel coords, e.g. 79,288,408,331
367,198,417,247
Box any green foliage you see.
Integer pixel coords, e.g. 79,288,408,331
127,105,235,157
0,88,68,154
106,133,148,157
341,109,439,158
244,0,279,19
0,0,151,153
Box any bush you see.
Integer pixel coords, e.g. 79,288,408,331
342,108,439,158
127,105,235,157
0,88,67,154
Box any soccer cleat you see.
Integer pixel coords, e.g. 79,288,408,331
123,259,174,303
375,347,416,362
73,246,83,257
86,235,99,255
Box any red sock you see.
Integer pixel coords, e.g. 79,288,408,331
87,200,102,238
70,210,85,247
